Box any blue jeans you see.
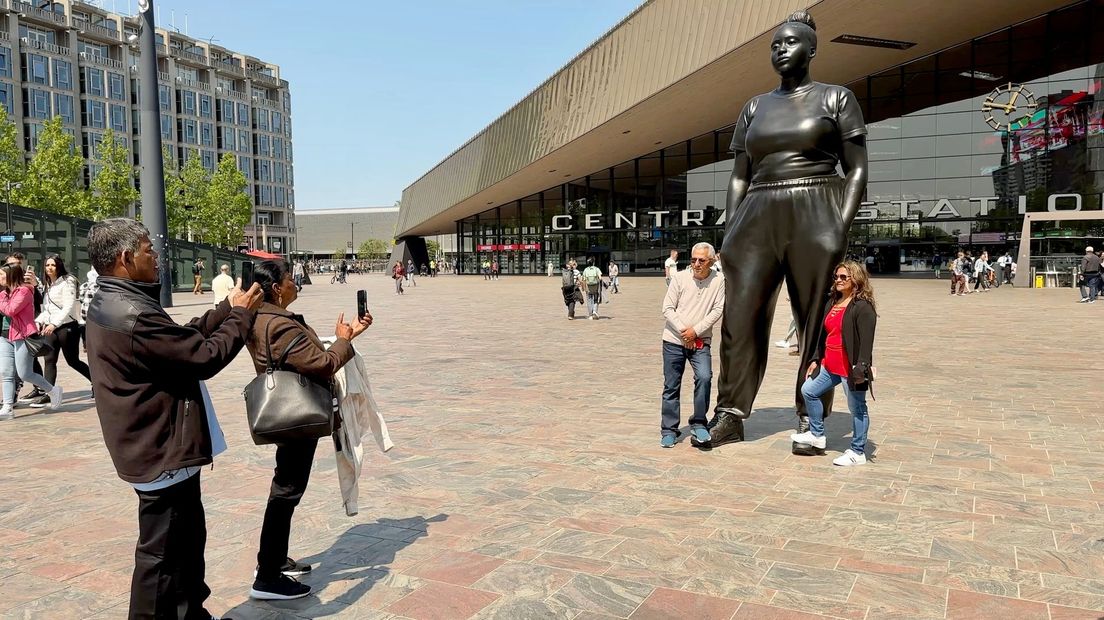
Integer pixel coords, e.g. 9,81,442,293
800,366,869,454
0,338,51,405
661,341,711,436
586,289,599,315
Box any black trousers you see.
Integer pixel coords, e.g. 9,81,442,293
43,321,92,385
131,472,211,620
256,438,318,580
717,177,845,419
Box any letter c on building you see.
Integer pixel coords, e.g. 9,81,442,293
552,215,573,231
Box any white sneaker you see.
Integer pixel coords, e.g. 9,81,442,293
774,340,790,348
47,386,63,410
833,449,867,466
0,405,12,420
789,431,826,449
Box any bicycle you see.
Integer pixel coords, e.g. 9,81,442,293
331,272,347,285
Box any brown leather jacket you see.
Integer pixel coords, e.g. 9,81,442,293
247,303,355,382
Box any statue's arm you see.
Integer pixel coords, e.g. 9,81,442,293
725,152,752,231
838,136,868,230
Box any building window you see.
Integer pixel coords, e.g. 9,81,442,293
158,84,170,111
19,25,55,45
200,121,213,146
179,118,197,144
108,72,125,101
218,127,234,150
217,98,233,123
78,40,109,58
110,104,126,132
22,54,48,85
160,113,171,140
82,67,104,96
0,47,12,79
273,161,285,184
238,129,249,153
53,59,72,90
83,99,105,128
23,88,50,119
275,187,286,207
272,137,283,161
24,123,42,150
201,149,215,171
238,155,251,179
0,83,12,115
82,131,104,159
178,90,196,116
237,103,249,127
199,94,212,118
255,134,270,157
271,112,282,133
254,108,269,131
55,93,74,123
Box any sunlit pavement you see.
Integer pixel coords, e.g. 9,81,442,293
0,273,1099,619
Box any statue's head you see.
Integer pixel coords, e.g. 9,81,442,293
771,11,817,76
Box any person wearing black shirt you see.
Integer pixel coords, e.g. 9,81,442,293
706,10,869,455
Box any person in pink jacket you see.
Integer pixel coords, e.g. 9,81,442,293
0,262,61,419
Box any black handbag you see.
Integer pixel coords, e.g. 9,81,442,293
243,325,335,446
22,333,54,358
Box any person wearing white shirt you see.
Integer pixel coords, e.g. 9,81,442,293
36,254,91,392
664,250,679,287
212,264,235,306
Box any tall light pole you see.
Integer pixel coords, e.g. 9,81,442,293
136,0,172,307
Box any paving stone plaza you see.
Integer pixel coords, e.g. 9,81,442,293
0,273,1099,619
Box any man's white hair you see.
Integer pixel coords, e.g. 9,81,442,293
691,242,717,260
220,264,230,272
1088,246,1095,253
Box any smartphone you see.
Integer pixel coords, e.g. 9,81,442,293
240,261,254,288
357,289,368,320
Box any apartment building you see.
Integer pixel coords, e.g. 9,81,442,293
1,0,294,254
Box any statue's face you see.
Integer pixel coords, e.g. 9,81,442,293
770,24,815,75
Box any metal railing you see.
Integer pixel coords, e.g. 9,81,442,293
247,69,279,86
78,51,123,70
84,22,119,41
14,2,67,25
214,60,244,77
195,81,211,92
158,71,170,82
19,38,69,56
226,89,247,101
170,47,208,65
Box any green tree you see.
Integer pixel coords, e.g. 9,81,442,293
15,117,86,216
333,246,346,259
163,147,188,238
426,239,440,258
358,238,389,259
87,129,138,220
197,152,251,248
0,106,25,210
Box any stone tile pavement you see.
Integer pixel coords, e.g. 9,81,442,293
0,272,1100,619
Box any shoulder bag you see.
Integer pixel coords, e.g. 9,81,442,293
22,333,54,358
244,322,335,445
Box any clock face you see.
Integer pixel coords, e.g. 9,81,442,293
982,82,1037,131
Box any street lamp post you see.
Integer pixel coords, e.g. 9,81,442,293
136,0,172,307
5,180,21,250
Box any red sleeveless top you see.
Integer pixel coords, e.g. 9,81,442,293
822,303,848,376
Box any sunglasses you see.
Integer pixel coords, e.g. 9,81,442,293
689,258,711,264
833,273,851,281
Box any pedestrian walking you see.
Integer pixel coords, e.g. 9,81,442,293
406,259,417,286
581,258,603,319
1080,246,1101,303
36,255,92,391
791,260,877,466
491,259,500,280
973,251,994,292
664,250,678,287
0,263,62,418
85,218,263,618
609,260,620,293
547,260,554,277
429,259,437,277
660,242,725,448
950,251,967,296
560,260,580,319
392,261,405,295
192,258,204,295
292,260,305,291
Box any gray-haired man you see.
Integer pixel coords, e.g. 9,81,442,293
660,242,725,448
85,218,263,619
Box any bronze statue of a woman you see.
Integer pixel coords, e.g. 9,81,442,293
704,10,868,455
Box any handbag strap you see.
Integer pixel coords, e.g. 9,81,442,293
262,316,309,373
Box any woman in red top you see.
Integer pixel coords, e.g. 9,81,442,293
392,261,405,295
791,261,877,466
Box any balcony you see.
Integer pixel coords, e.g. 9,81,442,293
13,1,67,26
247,69,279,87
244,224,289,235
75,21,120,42
213,59,244,78
170,47,208,67
78,51,123,70
155,43,167,56
19,37,69,56
157,71,170,82
0,31,8,42
225,88,247,101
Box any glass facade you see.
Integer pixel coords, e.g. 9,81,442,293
456,1,1104,274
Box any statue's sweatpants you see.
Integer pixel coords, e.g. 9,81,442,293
716,175,847,419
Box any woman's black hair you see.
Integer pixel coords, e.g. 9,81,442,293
43,254,69,287
252,259,290,304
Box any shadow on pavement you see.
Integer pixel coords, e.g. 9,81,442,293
223,514,448,618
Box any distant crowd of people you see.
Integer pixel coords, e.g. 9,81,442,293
947,250,1014,295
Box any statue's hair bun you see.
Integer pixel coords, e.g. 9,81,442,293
786,10,816,32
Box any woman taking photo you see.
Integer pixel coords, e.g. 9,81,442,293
0,263,61,418
791,260,876,466
37,255,92,388
246,260,371,600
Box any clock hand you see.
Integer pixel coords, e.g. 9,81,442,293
1008,90,1020,108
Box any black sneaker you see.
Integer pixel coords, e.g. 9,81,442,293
18,388,43,405
27,393,51,409
253,557,313,578
249,574,312,601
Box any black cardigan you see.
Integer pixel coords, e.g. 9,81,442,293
813,297,877,391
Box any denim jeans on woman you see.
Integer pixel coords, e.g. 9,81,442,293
0,337,52,405
800,366,869,455
661,341,711,437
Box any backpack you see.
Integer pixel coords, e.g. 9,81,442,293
192,262,201,275
583,266,600,287
561,270,574,288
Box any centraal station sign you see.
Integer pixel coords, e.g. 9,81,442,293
547,192,1104,231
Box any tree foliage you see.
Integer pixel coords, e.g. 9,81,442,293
358,238,389,258
197,152,252,248
426,239,440,258
15,117,85,217
0,107,25,210
333,246,346,259
86,129,138,221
